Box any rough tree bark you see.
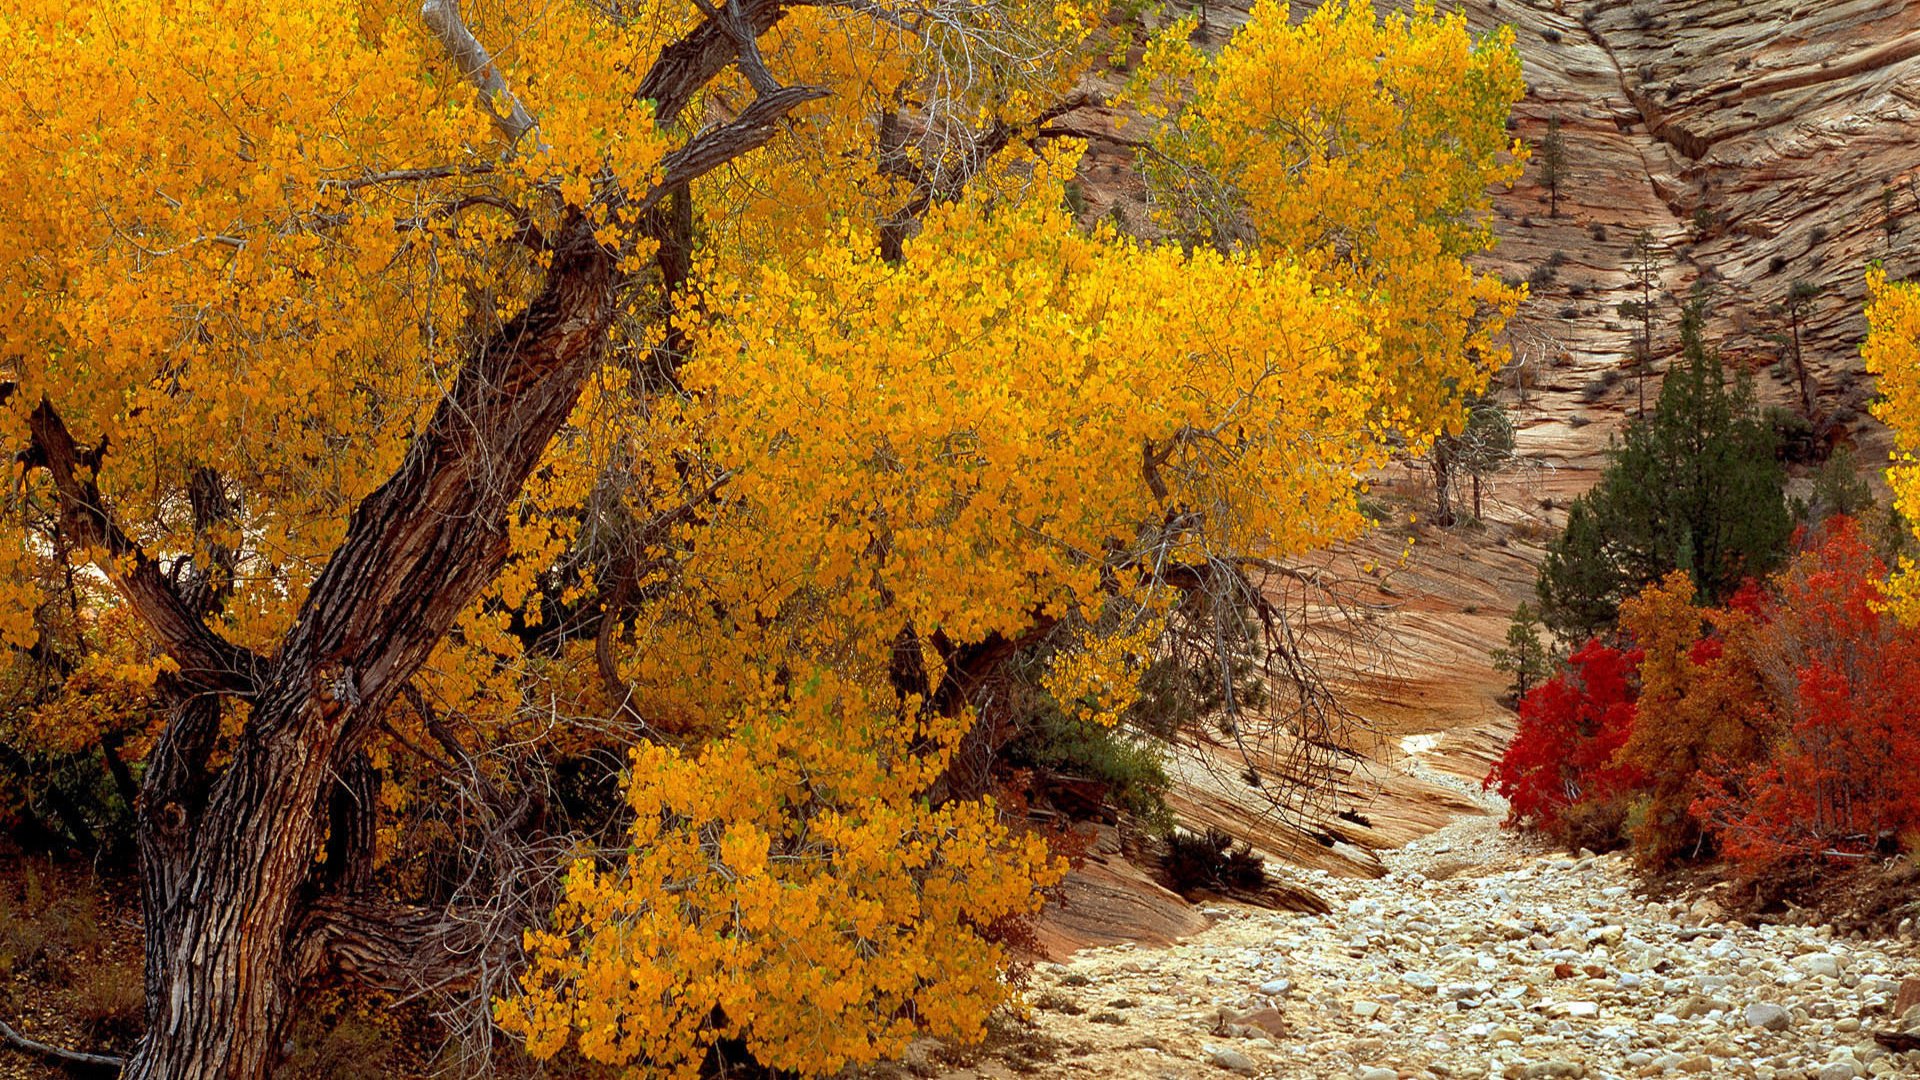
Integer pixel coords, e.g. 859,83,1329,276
116,228,621,1080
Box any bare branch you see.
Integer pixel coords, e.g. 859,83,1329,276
319,163,498,193
420,0,541,147
0,1015,126,1072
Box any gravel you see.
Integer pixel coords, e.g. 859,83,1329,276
997,786,1920,1079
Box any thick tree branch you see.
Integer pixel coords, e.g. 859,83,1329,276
295,897,486,996
19,398,264,696
618,84,828,217
420,0,540,147
273,218,620,754
636,0,792,125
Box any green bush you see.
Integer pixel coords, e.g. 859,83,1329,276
1001,701,1172,831
1162,828,1268,895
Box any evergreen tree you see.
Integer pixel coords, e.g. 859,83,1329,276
1538,114,1566,217
1617,229,1664,415
1794,446,1874,528
1536,306,1790,638
1490,602,1554,703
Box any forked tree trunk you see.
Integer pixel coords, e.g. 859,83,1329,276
118,230,620,1080
129,712,339,1078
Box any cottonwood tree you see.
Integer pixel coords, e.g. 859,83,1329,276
0,0,1524,1075
1865,267,1920,621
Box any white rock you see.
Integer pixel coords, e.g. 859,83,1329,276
1792,953,1843,979
1206,1046,1258,1074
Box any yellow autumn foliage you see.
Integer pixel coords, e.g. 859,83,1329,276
1133,0,1528,442
1865,267,1920,621
0,0,1523,1072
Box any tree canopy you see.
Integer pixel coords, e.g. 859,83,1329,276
1537,308,1789,639
1865,267,1920,621
0,0,1525,1074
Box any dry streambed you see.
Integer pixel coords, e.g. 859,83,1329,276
903,803,1920,1080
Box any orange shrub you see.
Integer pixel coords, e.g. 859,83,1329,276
1694,518,1920,864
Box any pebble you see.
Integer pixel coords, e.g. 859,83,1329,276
1794,953,1844,978
1008,783,1920,1080
1206,1045,1257,1073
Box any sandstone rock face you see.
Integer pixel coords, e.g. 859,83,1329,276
1030,823,1216,959
1478,0,1918,468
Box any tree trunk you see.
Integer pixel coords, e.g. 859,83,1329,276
121,227,619,1080
8,5,822,1074
1431,455,1455,527
127,713,336,1079
1791,316,1813,417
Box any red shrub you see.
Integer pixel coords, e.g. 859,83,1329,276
1694,518,1920,864
1486,639,1644,841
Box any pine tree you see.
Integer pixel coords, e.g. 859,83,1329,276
1536,305,1791,639
1538,114,1566,217
1489,602,1554,703
1616,229,1664,415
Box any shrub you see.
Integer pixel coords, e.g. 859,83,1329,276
1613,572,1773,866
1001,699,1172,830
282,995,401,1080
1485,638,1644,844
71,962,146,1047
1162,828,1269,895
0,866,107,985
1695,518,1920,865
